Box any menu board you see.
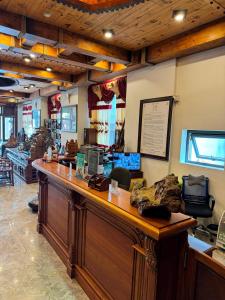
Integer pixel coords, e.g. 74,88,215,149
138,97,174,161
76,153,85,179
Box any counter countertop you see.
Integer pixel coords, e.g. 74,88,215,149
33,159,196,240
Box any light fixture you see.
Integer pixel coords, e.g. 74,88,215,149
24,86,29,90
23,56,31,63
9,90,13,93
29,84,35,88
46,67,52,72
172,9,187,22
29,53,36,59
103,29,114,39
43,10,51,18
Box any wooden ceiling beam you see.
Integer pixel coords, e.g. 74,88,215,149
0,33,111,72
0,9,130,64
0,62,73,82
0,90,29,98
147,17,225,64
88,63,145,83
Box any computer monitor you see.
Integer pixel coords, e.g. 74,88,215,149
113,153,141,171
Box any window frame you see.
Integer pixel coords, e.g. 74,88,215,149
185,130,225,170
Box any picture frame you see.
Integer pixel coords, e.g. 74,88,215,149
61,105,77,133
137,96,174,161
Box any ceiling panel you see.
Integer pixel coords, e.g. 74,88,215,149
0,50,85,75
0,0,224,50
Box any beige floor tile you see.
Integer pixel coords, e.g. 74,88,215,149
0,176,89,300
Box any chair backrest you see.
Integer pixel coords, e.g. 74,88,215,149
110,167,131,191
182,176,209,205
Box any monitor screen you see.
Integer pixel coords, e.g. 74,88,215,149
113,153,141,171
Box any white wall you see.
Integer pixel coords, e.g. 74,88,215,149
170,47,225,222
60,87,89,146
125,47,225,222
60,90,78,145
125,59,176,185
78,85,89,146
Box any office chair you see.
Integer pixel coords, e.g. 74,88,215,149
110,167,131,191
182,175,215,242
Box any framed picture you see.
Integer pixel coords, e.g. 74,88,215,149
137,96,174,161
61,105,77,133
32,109,41,129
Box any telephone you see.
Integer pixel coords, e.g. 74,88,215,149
88,174,110,192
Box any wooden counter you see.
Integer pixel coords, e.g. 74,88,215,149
33,159,196,300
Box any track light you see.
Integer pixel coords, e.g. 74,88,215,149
23,56,31,63
29,53,36,59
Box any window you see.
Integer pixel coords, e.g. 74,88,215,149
90,95,125,147
180,130,225,170
61,106,77,132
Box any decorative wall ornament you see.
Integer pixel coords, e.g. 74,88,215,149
88,76,127,116
55,0,145,14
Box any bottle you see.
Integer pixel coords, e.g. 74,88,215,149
47,146,52,162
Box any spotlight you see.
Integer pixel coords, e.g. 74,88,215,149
29,53,36,59
103,29,114,39
46,67,52,72
172,9,187,22
29,84,35,88
23,56,31,63
43,11,51,18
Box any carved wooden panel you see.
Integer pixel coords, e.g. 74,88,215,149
84,209,134,300
47,181,70,246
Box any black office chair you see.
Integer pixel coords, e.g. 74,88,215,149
109,167,131,191
182,175,215,242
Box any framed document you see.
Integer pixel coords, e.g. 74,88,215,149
137,96,174,161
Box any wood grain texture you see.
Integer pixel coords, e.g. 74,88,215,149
0,0,224,50
36,161,194,299
33,159,196,240
184,248,225,300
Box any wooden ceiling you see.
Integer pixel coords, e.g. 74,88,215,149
0,0,224,50
0,0,224,94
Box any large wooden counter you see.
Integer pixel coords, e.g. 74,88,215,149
33,159,196,300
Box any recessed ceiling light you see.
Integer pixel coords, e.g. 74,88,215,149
103,29,114,39
23,56,31,63
43,11,51,18
29,84,35,88
9,90,13,93
172,9,187,22
46,67,52,72
29,53,36,59
24,86,29,90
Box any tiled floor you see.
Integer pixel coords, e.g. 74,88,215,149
0,177,89,300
